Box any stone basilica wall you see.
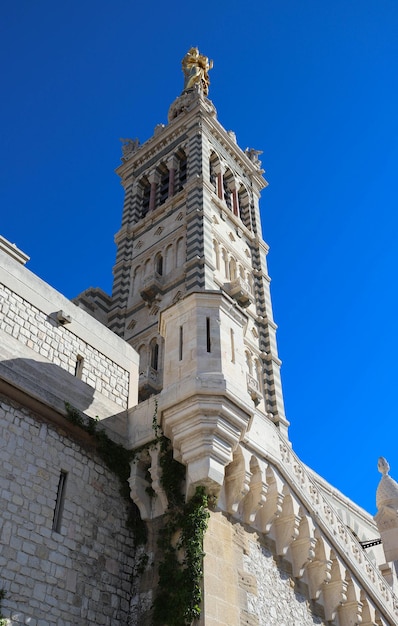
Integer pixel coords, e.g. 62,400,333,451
243,540,325,626
1,281,129,406
0,247,139,436
0,395,136,626
203,511,325,626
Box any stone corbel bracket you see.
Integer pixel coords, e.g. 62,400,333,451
162,393,252,499
128,443,168,520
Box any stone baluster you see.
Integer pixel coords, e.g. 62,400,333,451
257,467,284,534
241,457,267,525
306,532,332,600
322,554,348,623
360,591,379,626
223,449,250,515
273,487,301,556
290,511,317,578
338,575,363,626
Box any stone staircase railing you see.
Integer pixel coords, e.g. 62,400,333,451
245,430,398,624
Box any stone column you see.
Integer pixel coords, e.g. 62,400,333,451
148,170,158,213
213,161,224,201
232,187,239,216
167,155,178,198
217,171,224,201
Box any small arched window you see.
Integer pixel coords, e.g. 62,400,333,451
176,237,185,268
177,149,187,191
131,265,141,296
247,273,254,294
222,248,229,279
229,258,237,281
138,344,147,373
223,169,234,211
213,239,220,271
255,359,262,385
238,185,251,230
150,340,159,371
155,253,163,276
158,164,169,206
139,177,151,218
209,152,218,191
165,244,174,275
144,258,151,278
245,350,253,376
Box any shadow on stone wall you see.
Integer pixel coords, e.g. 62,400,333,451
0,356,131,445
0,357,95,416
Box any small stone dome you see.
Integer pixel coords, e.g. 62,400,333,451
376,457,398,510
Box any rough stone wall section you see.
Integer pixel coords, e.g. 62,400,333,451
243,539,325,626
0,396,136,626
0,283,129,408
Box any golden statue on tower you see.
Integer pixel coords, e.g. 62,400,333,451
182,48,213,96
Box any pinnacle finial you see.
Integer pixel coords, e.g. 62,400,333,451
378,456,390,476
182,47,213,96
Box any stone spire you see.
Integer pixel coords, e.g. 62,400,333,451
375,457,398,562
376,457,398,509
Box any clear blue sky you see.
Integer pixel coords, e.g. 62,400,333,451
1,1,398,516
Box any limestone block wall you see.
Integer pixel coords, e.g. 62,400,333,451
0,283,129,408
0,395,136,626
0,248,140,424
159,291,254,410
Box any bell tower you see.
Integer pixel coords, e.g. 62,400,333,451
109,49,288,467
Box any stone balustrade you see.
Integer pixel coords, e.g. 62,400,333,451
224,277,254,308
224,428,398,625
